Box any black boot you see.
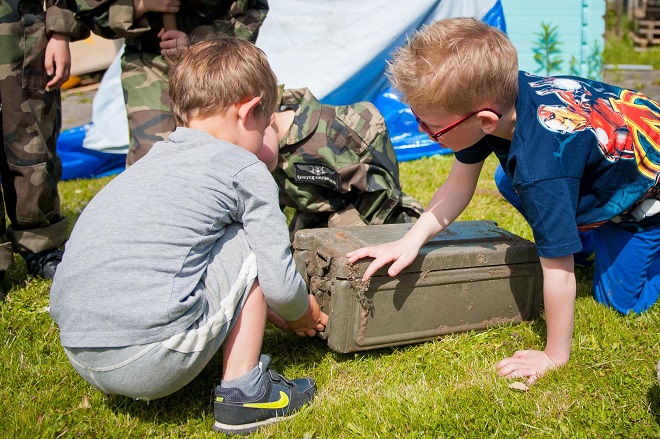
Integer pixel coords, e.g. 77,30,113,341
21,250,63,280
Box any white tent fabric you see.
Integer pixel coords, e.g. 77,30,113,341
81,0,502,155
257,0,502,105
81,45,129,154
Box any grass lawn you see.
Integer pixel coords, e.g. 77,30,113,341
1,155,659,438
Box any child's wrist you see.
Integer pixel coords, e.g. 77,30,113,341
50,32,70,42
544,348,569,367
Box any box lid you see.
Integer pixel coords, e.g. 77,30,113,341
293,220,538,280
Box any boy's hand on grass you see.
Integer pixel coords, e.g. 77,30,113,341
287,294,328,337
346,238,419,281
45,33,71,91
496,349,560,385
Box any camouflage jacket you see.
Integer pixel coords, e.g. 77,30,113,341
0,0,89,85
74,0,268,52
274,87,414,225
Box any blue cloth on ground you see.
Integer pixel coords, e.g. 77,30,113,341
57,125,126,180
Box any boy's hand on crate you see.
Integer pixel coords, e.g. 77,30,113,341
287,295,329,337
346,238,420,281
158,29,190,58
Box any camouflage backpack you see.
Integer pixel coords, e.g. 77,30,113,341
273,88,423,235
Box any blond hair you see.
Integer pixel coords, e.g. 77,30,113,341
387,17,518,115
169,36,278,126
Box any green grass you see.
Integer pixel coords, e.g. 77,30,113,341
2,155,659,438
603,11,660,69
603,34,660,69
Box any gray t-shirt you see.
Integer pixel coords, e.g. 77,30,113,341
50,128,308,348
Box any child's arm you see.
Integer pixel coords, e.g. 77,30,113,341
73,0,178,39
286,294,328,337
347,159,484,281
44,32,71,92
133,0,180,20
43,0,90,91
496,254,576,384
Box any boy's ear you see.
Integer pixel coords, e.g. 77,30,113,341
477,109,501,134
237,96,262,122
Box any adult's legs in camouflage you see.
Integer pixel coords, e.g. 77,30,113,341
0,70,68,281
121,48,176,166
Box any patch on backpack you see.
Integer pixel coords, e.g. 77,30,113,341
294,163,339,189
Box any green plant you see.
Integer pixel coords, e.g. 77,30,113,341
603,30,660,68
533,22,564,75
569,56,580,76
534,24,604,80
586,40,604,80
603,8,660,68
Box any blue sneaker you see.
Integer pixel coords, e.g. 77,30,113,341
213,355,316,435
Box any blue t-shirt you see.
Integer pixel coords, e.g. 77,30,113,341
456,72,660,258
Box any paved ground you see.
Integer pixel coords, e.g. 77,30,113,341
60,69,660,132
603,68,660,101
61,85,97,131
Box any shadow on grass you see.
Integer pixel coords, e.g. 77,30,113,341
648,384,660,427
99,327,333,426
100,353,222,426
574,265,595,300
4,255,29,287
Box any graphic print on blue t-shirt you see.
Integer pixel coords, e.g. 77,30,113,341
527,75,660,183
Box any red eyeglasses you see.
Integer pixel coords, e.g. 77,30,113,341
411,108,502,141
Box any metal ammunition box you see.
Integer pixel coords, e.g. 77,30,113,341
292,220,543,353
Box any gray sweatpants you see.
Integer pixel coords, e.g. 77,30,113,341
63,223,257,400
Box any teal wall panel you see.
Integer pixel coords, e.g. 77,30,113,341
501,0,606,78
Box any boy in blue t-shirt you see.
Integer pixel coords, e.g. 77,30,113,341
346,17,660,385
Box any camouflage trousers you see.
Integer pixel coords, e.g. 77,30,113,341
0,71,68,272
121,47,175,166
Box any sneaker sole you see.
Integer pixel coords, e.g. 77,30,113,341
212,411,300,435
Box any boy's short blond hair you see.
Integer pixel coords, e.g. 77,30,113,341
387,17,518,115
169,36,278,126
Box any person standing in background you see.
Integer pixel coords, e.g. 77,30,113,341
73,0,269,166
0,0,89,296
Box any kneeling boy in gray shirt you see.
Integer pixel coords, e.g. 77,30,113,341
49,36,328,435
